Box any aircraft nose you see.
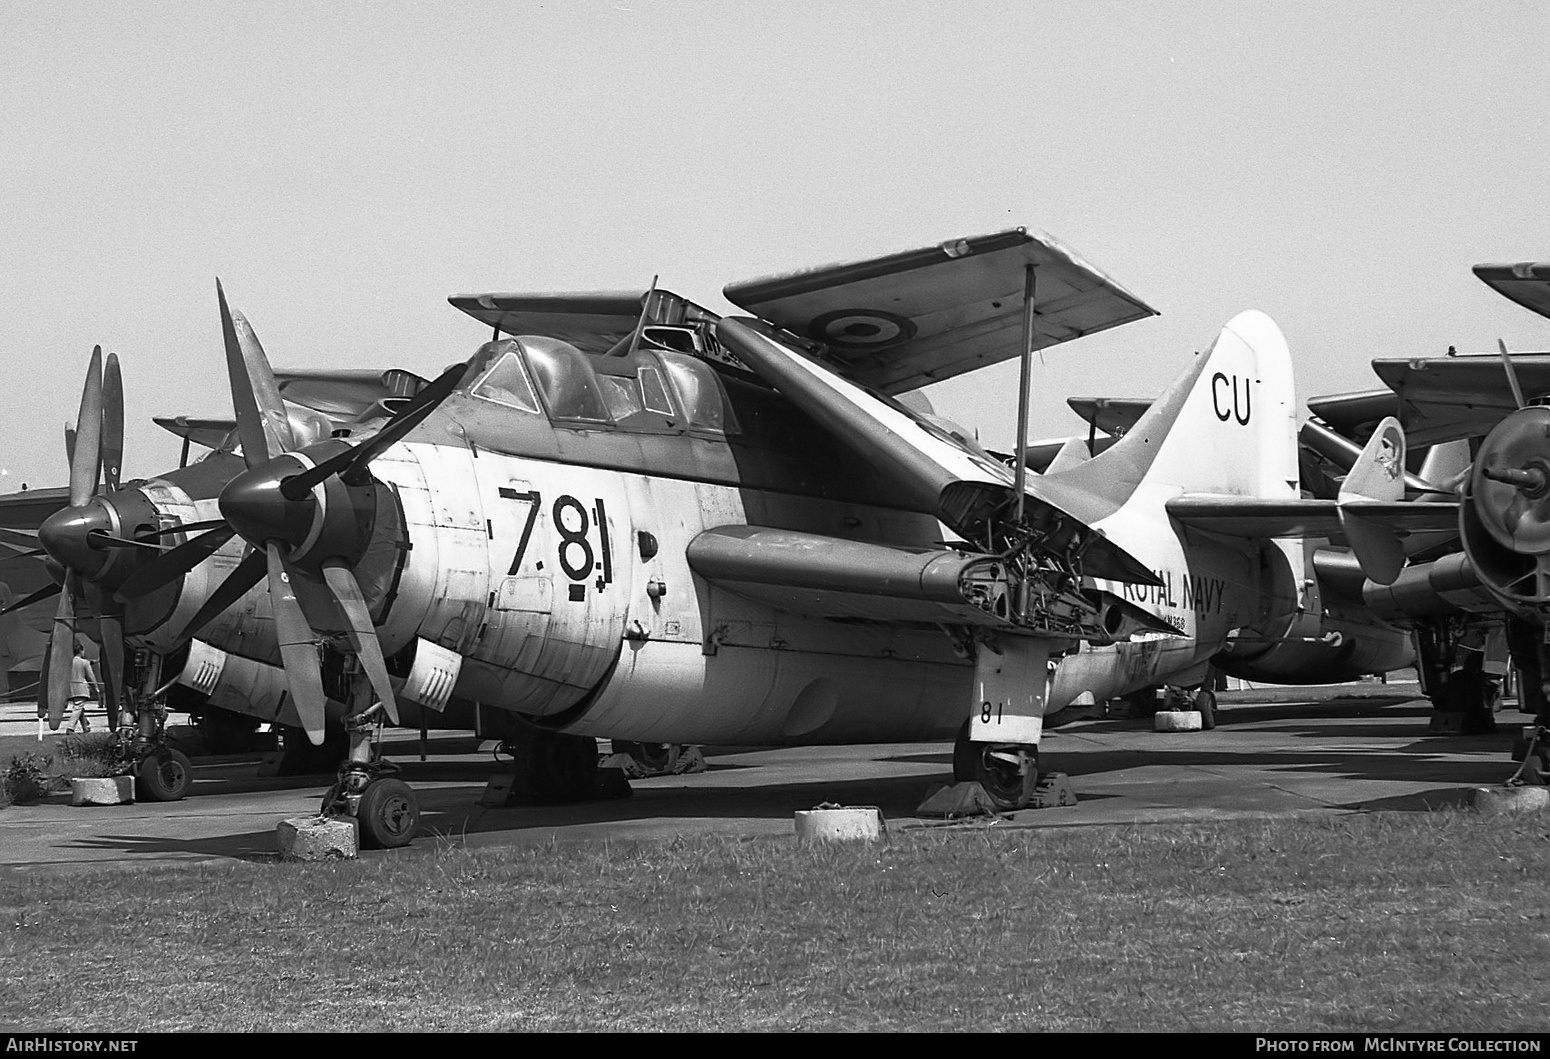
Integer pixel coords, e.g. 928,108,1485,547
38,501,115,578
219,460,316,550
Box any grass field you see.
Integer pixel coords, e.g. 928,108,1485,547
2,810,1548,1032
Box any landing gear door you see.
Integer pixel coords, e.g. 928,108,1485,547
970,638,1054,745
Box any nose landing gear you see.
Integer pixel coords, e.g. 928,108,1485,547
318,676,421,850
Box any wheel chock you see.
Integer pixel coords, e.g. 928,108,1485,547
1030,772,1077,808
917,781,1000,818
480,774,517,807
917,773,1078,817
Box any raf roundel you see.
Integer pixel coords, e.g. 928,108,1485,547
808,308,917,350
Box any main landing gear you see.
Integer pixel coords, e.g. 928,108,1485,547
951,721,1039,811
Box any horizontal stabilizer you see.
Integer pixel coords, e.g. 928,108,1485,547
724,228,1157,394
1165,496,1458,538
1066,397,1152,437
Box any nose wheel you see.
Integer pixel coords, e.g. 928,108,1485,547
319,695,421,850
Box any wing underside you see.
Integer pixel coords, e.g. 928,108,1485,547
723,227,1158,395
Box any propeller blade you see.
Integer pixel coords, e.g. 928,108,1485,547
69,346,104,507
1499,339,1528,411
102,353,124,493
47,589,74,727
280,363,466,498
321,560,398,724
64,425,76,470
0,582,60,617
87,532,166,551
0,527,42,556
98,607,124,730
174,548,267,645
114,524,236,601
268,546,327,745
149,519,228,537
218,280,295,468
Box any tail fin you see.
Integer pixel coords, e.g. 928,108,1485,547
1338,416,1407,583
1033,310,1299,515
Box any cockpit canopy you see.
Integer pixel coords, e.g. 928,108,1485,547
468,336,739,435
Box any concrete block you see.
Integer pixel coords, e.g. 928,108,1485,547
1155,710,1203,732
1469,786,1550,815
794,806,885,842
69,776,134,806
276,815,358,860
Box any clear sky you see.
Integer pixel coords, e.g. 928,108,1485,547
2,1,1547,490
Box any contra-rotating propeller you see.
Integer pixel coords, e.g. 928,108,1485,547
31,347,132,729
116,281,464,745
1460,340,1550,605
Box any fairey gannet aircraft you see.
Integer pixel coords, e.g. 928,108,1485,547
24,229,1452,844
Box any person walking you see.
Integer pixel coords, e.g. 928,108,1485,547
62,641,99,735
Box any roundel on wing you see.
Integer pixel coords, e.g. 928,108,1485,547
808,308,917,350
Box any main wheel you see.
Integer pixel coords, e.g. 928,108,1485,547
952,721,1037,811
1195,688,1217,730
357,778,419,849
136,748,193,802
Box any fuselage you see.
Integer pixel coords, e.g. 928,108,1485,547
95,333,1409,744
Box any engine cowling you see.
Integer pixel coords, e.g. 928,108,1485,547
1460,406,1550,614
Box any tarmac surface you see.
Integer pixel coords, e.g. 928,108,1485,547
0,680,1538,873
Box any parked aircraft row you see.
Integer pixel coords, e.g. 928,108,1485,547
3,231,1545,846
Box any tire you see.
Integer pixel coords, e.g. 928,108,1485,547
1195,689,1217,730
136,748,193,802
357,778,419,849
952,721,1037,811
